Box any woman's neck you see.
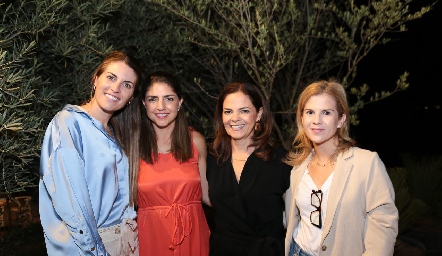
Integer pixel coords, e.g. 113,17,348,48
313,143,338,165
83,101,111,128
231,139,254,159
153,123,174,140
154,124,174,153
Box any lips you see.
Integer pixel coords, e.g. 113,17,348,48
155,113,168,119
230,124,245,131
311,128,324,134
105,93,119,101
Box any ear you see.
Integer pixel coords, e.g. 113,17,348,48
337,114,346,128
179,98,184,108
256,107,263,121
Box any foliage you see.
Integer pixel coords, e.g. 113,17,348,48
144,0,432,146
0,0,59,195
387,167,428,236
0,0,209,197
400,153,442,218
387,154,442,250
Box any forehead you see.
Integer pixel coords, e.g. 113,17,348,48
103,61,137,80
223,92,254,108
304,94,337,109
146,82,176,95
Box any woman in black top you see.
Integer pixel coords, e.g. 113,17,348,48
206,82,291,256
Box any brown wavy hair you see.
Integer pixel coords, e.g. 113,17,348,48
284,80,355,167
210,82,276,165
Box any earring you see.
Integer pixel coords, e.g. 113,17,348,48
255,120,261,130
178,107,180,112
93,85,96,90
127,101,131,106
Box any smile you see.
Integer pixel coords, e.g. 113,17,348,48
155,113,168,119
230,124,245,131
311,128,324,134
105,93,119,101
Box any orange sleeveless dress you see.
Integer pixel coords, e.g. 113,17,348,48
137,141,210,256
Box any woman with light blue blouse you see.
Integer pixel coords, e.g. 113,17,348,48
39,51,143,255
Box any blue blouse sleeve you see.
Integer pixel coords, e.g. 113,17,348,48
39,111,109,255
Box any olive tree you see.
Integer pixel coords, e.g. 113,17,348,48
0,0,130,197
144,0,432,147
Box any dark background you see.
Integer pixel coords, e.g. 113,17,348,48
351,1,442,168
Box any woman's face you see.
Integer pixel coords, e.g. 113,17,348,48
301,93,346,148
222,91,262,143
93,61,136,113
142,82,183,130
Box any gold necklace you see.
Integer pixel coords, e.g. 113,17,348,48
313,154,335,167
315,160,334,167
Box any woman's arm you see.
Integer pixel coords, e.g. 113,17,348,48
363,153,399,256
39,113,109,255
192,130,211,206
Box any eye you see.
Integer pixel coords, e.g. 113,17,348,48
240,109,250,114
223,110,232,114
107,75,116,81
146,97,157,102
123,82,132,89
322,110,331,115
165,97,174,101
305,110,314,115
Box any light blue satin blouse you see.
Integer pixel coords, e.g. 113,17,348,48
39,104,136,255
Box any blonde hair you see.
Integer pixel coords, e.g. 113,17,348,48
284,81,355,167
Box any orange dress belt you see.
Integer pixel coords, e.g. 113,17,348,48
141,200,201,251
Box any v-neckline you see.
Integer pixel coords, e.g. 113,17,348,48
231,154,253,185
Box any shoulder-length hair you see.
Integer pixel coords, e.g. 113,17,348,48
285,80,355,167
139,70,192,164
210,82,276,164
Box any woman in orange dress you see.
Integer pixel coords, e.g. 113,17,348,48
135,71,210,255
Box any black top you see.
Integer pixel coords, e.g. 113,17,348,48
206,147,292,256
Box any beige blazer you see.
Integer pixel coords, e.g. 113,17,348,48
284,147,398,256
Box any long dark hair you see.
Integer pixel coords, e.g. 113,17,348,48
139,71,192,164
210,82,276,164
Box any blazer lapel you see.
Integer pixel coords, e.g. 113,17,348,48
321,148,354,239
287,154,312,225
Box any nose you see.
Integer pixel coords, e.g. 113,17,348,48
312,113,322,124
157,99,165,110
231,112,240,122
110,81,121,93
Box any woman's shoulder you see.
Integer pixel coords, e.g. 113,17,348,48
191,128,206,146
51,105,84,126
190,129,205,142
43,105,88,150
343,147,381,162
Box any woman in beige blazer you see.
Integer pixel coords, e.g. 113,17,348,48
284,81,398,256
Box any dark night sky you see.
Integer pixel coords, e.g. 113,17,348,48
351,1,442,167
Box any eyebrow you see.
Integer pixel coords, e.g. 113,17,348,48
223,107,252,110
146,94,176,98
305,108,336,111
